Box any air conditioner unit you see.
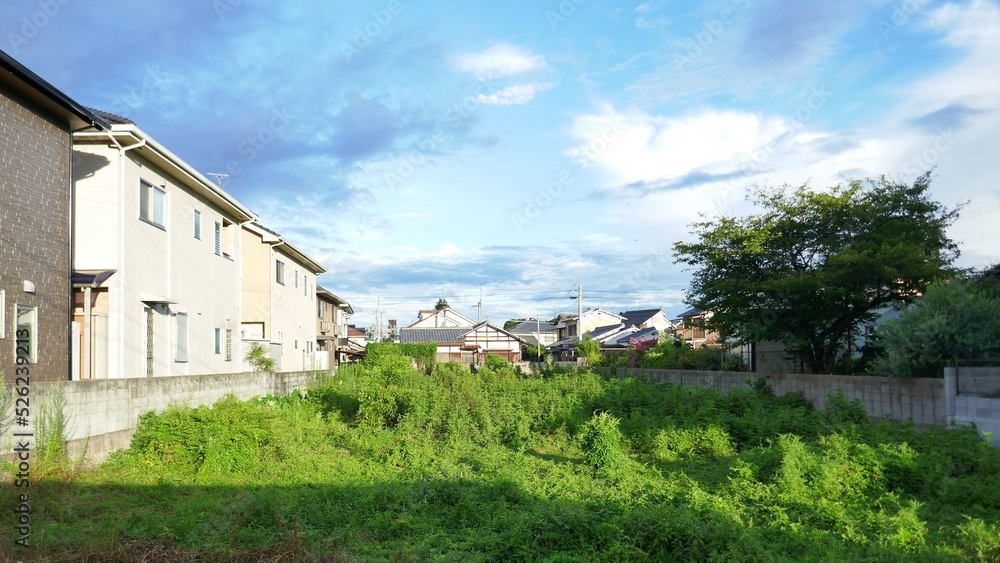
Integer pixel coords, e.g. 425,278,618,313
320,321,331,332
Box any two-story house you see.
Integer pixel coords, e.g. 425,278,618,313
241,222,326,371
71,110,255,378
0,49,109,383
316,285,353,368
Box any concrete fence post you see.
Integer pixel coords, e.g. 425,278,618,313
943,366,957,426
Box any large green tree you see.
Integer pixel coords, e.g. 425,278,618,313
673,173,961,374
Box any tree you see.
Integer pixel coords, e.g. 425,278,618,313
673,173,961,374
868,278,1000,378
435,298,450,310
576,335,601,365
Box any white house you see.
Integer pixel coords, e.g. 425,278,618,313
71,110,255,379
241,222,326,372
399,322,523,363
407,307,475,329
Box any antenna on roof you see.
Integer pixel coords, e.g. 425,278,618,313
207,173,229,187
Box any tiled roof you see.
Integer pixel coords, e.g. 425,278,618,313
507,320,558,333
398,327,469,343
87,107,134,125
619,308,662,326
617,327,660,346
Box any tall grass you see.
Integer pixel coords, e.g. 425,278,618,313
3,359,999,561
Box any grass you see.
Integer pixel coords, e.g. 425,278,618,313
2,358,999,561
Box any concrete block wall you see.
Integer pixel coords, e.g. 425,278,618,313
3,370,319,464
611,367,946,426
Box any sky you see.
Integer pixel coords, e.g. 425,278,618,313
4,0,999,329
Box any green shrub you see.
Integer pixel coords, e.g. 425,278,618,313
577,412,627,468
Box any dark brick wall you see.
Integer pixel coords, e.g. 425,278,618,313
0,86,72,383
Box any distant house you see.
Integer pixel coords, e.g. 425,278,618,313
241,222,325,371
399,322,523,364
671,308,721,349
407,307,475,329
72,109,256,379
0,49,109,383
552,307,625,341
619,308,674,333
316,286,353,369
547,322,659,361
506,319,559,347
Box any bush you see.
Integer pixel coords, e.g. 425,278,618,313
869,278,1000,377
577,412,628,468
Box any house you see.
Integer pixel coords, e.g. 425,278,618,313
506,319,559,348
619,308,674,333
399,321,523,363
316,285,353,369
407,306,475,328
0,49,109,383
671,307,721,349
71,106,258,379
241,222,325,371
552,307,625,340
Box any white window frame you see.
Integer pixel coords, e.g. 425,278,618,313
214,222,222,256
276,260,285,285
214,327,222,355
193,210,201,240
139,180,166,229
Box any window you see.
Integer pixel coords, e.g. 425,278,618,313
145,308,154,376
225,329,233,361
15,305,37,364
276,260,285,285
214,328,222,354
295,270,299,288
139,180,165,228
214,222,222,255
175,313,189,363
303,277,308,297
193,210,201,239
221,219,233,258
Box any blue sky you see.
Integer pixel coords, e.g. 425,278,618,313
5,0,999,328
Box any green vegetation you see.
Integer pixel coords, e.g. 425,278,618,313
364,341,438,372
3,361,999,561
244,341,276,372
600,336,742,371
869,278,1000,378
674,173,960,373
576,335,601,365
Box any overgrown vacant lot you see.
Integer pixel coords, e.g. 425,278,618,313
4,358,1000,561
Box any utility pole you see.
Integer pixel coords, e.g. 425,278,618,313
577,278,583,336
374,295,382,342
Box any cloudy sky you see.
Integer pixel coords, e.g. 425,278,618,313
5,0,999,328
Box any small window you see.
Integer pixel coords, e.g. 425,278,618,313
225,329,233,361
175,312,189,363
276,260,285,285
303,277,308,297
193,210,201,239
295,270,299,288
15,304,37,364
214,222,222,255
214,328,222,354
221,219,233,258
139,180,165,228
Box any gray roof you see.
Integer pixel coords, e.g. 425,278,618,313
619,308,663,327
507,320,558,334
398,327,469,343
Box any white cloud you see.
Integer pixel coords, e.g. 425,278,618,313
455,44,546,80
567,105,791,187
474,82,555,105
